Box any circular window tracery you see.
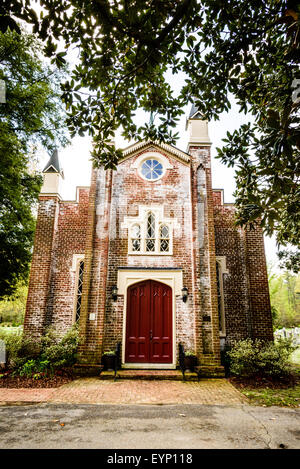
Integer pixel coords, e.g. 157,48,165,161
141,159,164,181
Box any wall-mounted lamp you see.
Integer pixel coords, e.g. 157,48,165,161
182,287,188,303
112,285,118,301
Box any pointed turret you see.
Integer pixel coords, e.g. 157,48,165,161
40,149,64,196
43,149,62,174
188,103,203,119
186,104,211,151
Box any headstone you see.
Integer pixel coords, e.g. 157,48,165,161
0,80,6,104
0,340,6,366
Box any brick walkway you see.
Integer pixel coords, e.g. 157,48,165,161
0,378,247,405
0,388,57,404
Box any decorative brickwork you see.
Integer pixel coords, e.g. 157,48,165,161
189,146,221,365
24,195,60,339
213,190,273,345
101,147,196,364
24,118,273,369
24,188,89,339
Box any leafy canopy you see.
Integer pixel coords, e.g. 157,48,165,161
0,29,69,298
268,263,300,328
3,0,300,259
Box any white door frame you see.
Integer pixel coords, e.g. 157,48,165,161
117,269,183,369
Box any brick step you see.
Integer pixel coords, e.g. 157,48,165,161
74,365,225,379
74,364,104,377
194,366,225,378
100,369,199,381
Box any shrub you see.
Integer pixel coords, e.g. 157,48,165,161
19,359,37,378
184,350,196,357
0,328,39,370
102,351,116,356
0,324,79,376
227,338,296,378
39,325,79,373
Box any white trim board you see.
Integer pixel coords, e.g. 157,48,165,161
118,269,183,368
122,364,177,369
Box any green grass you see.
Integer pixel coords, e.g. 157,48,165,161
0,325,22,334
230,349,300,408
237,359,300,407
241,385,300,407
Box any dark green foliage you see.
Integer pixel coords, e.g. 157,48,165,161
227,338,296,378
278,250,300,274
0,325,79,376
0,29,69,298
268,263,300,328
0,283,28,325
0,328,40,370
102,351,116,357
39,326,80,371
0,132,42,298
3,1,300,259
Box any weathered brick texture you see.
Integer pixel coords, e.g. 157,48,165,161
24,142,273,367
213,190,273,344
24,188,89,339
24,195,60,339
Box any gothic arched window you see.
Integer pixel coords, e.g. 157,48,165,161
160,224,169,252
146,212,156,252
131,224,141,252
125,207,175,255
216,260,226,335
75,260,84,322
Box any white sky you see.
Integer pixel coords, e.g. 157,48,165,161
31,8,279,271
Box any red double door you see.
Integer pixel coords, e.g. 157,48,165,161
125,280,173,363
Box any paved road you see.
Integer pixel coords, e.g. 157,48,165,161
0,403,299,449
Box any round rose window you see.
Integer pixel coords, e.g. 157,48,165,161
141,159,164,180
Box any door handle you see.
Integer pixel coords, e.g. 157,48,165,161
150,330,153,341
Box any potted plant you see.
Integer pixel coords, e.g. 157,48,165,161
101,351,116,371
184,350,197,372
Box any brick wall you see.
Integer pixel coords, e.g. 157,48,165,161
77,144,221,366
78,168,113,363
213,190,273,344
24,188,90,338
102,148,196,361
24,196,60,339
25,146,273,366
189,146,221,365
47,188,90,334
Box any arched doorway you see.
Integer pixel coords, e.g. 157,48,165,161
125,280,172,364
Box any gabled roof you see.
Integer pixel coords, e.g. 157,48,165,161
188,103,203,120
43,149,61,173
121,140,190,164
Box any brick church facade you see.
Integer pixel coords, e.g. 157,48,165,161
24,108,273,371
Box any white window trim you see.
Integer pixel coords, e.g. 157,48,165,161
71,254,85,272
216,256,228,336
132,151,173,182
159,223,170,253
122,205,179,256
117,268,183,369
216,256,229,275
71,254,85,324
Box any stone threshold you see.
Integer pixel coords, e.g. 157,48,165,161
74,364,225,379
100,369,197,381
